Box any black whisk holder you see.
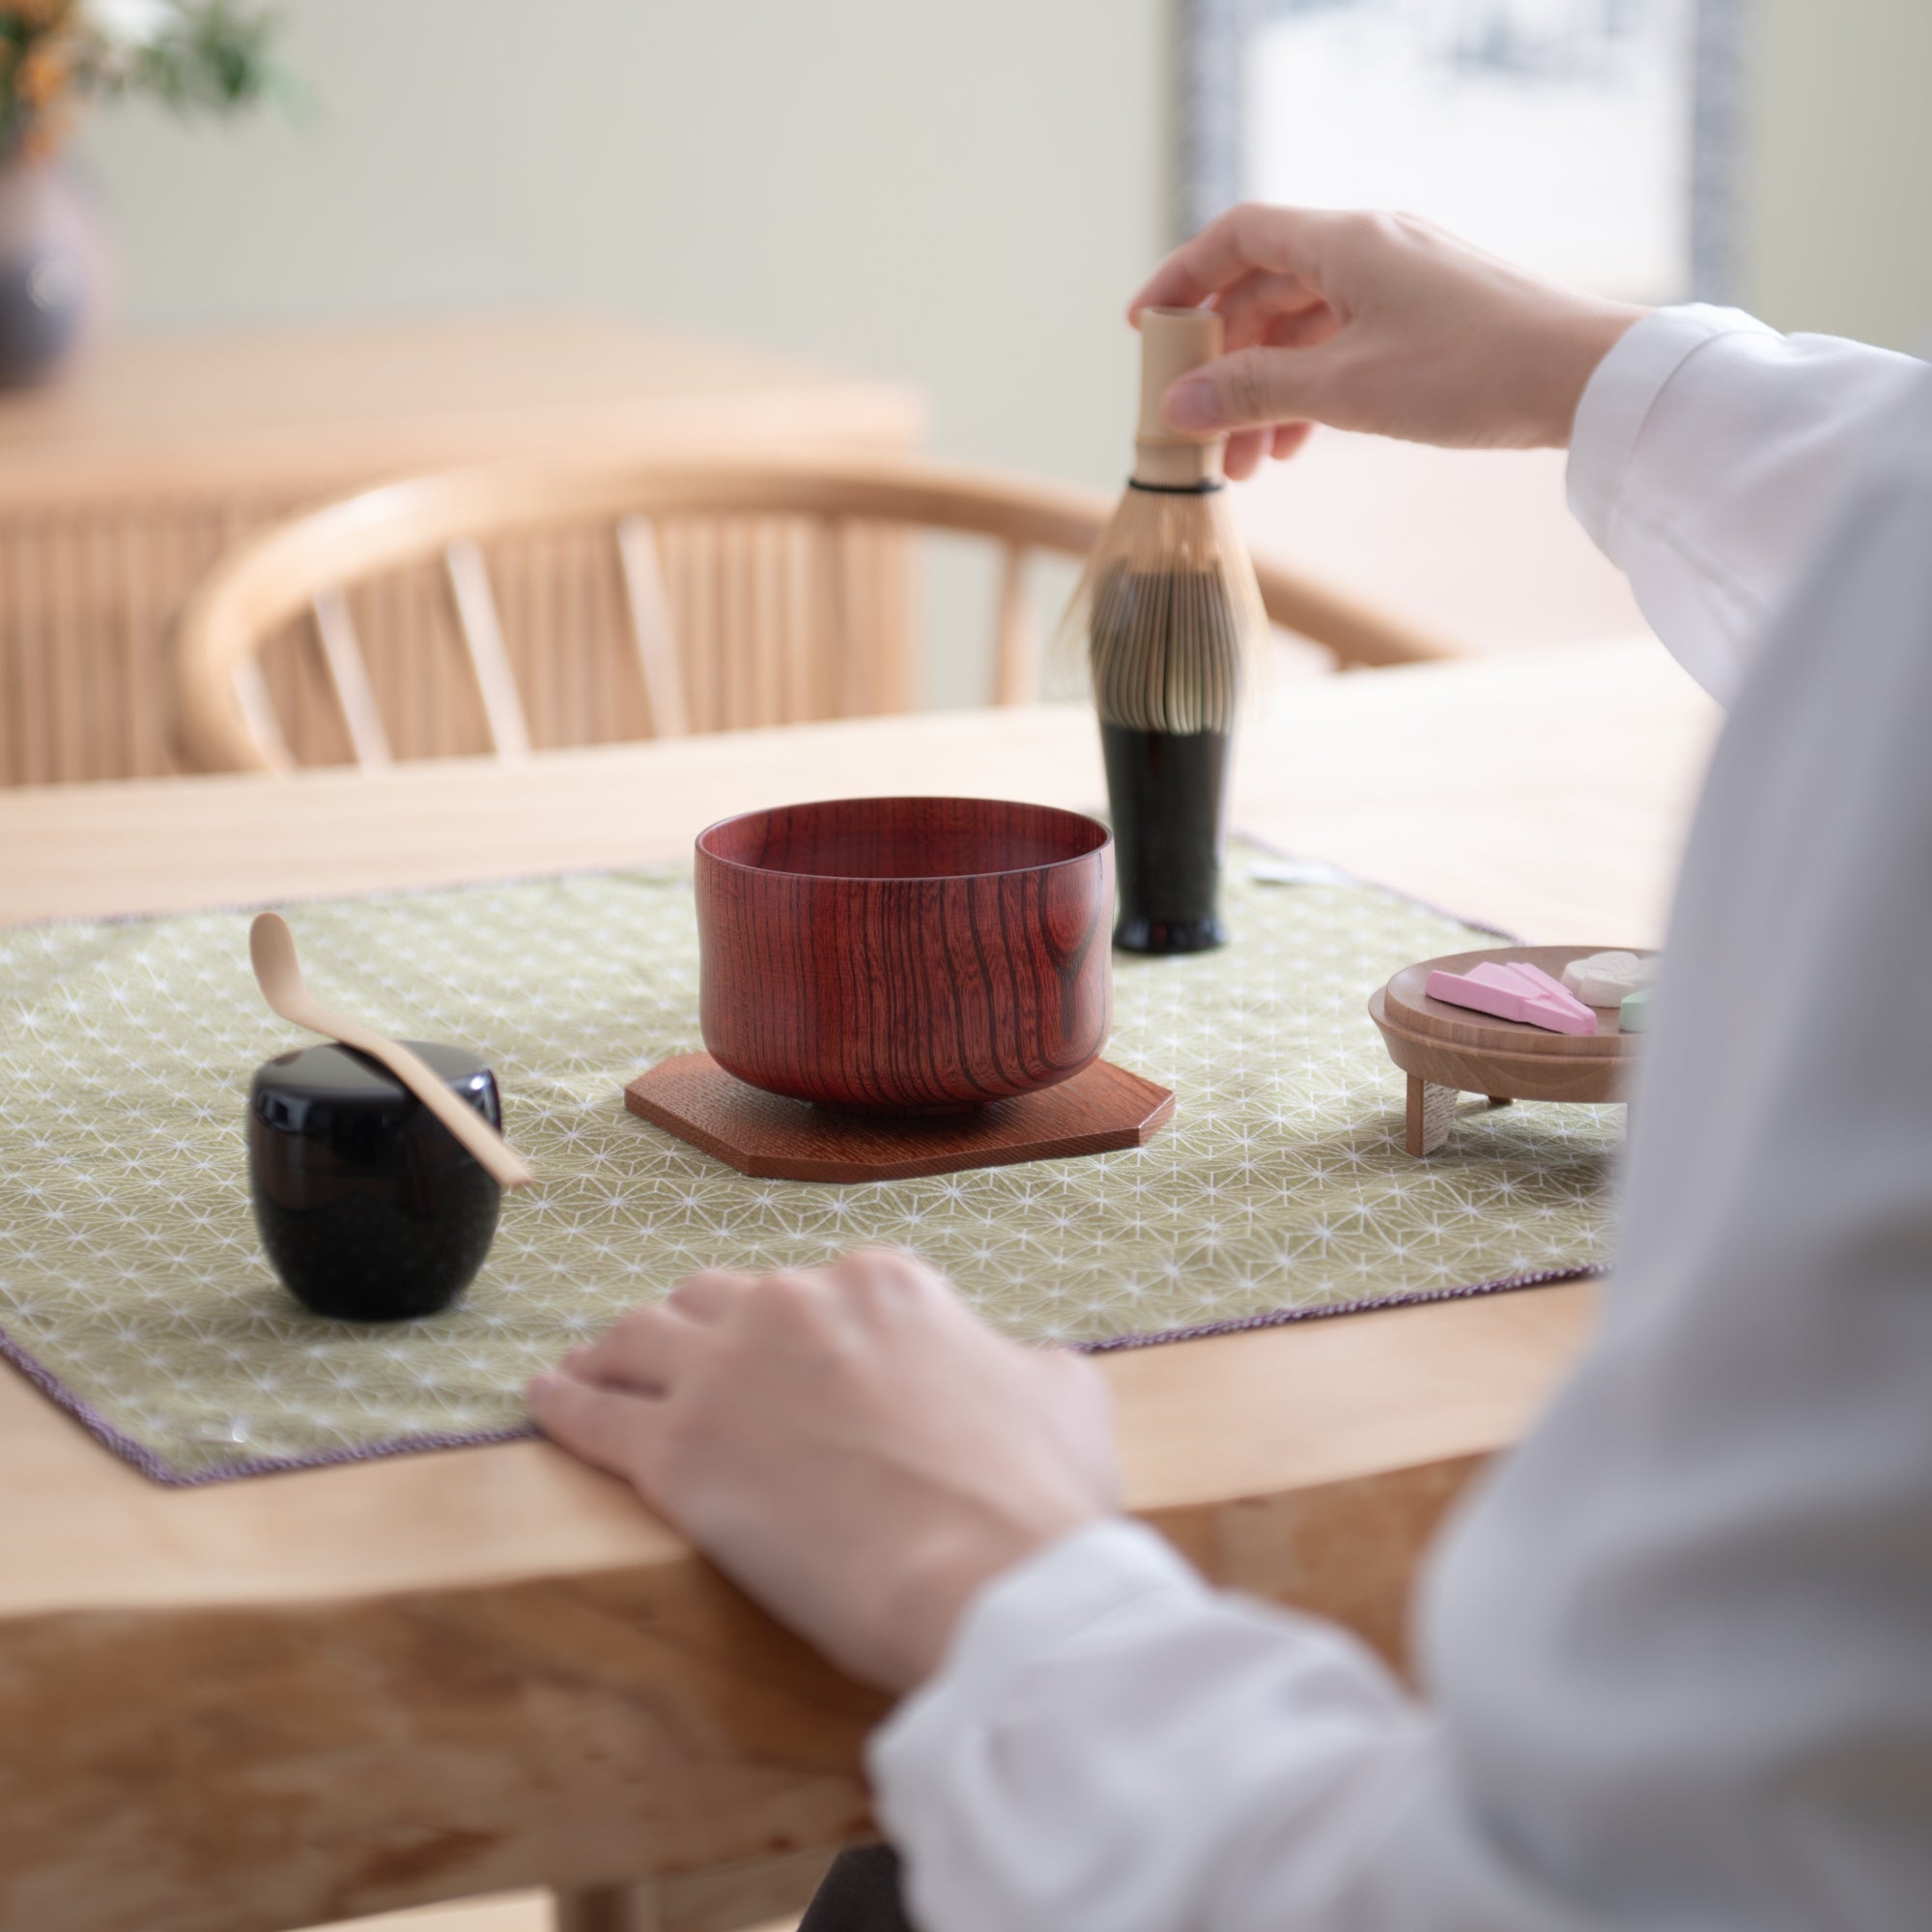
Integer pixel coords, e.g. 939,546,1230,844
1101,723,1231,952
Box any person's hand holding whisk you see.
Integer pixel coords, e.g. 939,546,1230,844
1133,205,1647,479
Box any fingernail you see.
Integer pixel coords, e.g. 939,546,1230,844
528,1372,557,1400
1165,377,1220,432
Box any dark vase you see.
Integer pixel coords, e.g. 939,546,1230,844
1099,722,1232,952
247,1040,503,1321
0,158,104,389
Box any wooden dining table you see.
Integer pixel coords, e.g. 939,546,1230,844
0,638,1718,1932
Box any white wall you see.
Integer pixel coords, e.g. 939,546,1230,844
75,0,1169,484
1738,0,1932,352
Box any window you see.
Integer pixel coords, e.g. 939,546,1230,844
1181,0,1743,304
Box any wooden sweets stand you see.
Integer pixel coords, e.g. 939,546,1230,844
1370,944,1644,1156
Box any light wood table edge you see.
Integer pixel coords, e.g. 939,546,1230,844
0,648,1705,1932
0,1446,1495,1932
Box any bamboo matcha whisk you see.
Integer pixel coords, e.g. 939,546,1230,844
1053,307,1271,953
1053,306,1270,736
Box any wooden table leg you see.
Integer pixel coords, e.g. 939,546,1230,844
554,1846,838,1932
553,1887,662,1932
1406,1075,1458,1156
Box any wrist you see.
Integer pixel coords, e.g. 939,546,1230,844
875,1503,1107,1693
1537,298,1647,446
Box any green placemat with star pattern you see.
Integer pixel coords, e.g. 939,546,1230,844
0,854,1618,1484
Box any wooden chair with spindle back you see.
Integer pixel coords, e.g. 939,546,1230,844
172,449,1460,773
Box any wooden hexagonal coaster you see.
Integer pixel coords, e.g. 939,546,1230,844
623,1053,1176,1182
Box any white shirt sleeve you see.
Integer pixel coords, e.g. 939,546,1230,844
873,1520,1448,1932
1566,303,1922,702
870,345,1932,1931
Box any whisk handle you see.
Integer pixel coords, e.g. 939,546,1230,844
1135,306,1226,488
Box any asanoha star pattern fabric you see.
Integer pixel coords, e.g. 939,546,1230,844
0,858,1620,1484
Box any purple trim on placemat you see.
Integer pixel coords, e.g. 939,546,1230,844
2,858,697,935
0,1316,537,1488
2,843,1602,1485
1,1262,1605,1485
1072,1263,1605,1356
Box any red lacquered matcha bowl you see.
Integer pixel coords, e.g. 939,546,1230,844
695,796,1114,1115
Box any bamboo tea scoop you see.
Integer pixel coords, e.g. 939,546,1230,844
247,911,535,1188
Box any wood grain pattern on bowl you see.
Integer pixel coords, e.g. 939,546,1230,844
695,796,1113,1114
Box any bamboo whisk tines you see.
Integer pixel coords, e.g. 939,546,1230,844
1049,306,1270,734
1078,491,1266,734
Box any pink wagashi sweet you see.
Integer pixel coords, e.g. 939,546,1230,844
1475,961,1598,1031
1467,960,1597,1016
1504,959,1588,1005
1425,959,1599,1036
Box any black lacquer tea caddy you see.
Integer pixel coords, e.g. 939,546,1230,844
247,1040,501,1321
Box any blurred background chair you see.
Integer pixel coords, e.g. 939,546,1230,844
172,447,1460,776
0,318,925,787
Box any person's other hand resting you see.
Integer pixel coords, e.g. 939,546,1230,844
1132,202,1645,479
527,1250,1118,1692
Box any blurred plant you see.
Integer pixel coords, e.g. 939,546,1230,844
1,0,293,165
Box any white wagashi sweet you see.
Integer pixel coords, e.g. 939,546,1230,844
1560,950,1659,1008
